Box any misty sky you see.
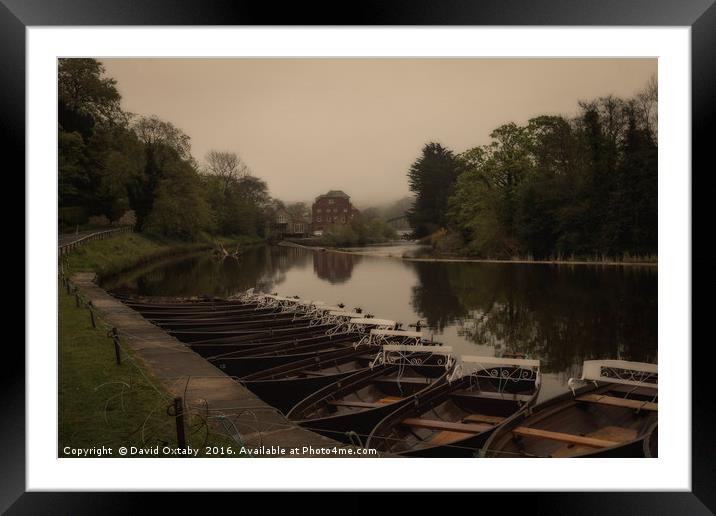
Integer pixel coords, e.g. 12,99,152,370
102,58,656,207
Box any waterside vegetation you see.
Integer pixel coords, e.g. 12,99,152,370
407,78,658,263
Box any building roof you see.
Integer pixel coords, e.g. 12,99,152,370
316,190,350,200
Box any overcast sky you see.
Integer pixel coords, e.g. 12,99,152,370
102,58,656,207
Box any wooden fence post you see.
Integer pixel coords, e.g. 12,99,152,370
88,301,96,328
111,327,121,365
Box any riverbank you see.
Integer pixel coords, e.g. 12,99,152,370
58,278,241,457
64,233,263,281
59,233,353,457
280,240,658,267
59,232,255,456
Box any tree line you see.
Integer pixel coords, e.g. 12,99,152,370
407,78,657,260
58,58,270,241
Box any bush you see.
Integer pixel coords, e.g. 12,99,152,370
320,217,398,247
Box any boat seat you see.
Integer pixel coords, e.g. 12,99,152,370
450,391,535,403
576,394,658,412
327,400,382,409
512,426,620,448
326,395,403,409
401,418,493,434
375,377,434,385
302,371,336,377
462,413,506,425
429,431,470,446
549,426,639,457
378,396,403,404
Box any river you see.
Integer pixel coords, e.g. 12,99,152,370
107,243,657,402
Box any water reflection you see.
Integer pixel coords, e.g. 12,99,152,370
313,251,361,284
412,262,657,373
108,244,657,399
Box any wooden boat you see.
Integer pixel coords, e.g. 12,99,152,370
113,294,248,307
130,305,272,318
239,346,378,413
204,327,431,377
165,316,315,340
151,311,298,328
169,322,337,344
480,360,657,458
207,336,358,377
190,331,358,359
365,355,541,457
287,344,455,444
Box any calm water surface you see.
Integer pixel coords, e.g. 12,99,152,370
108,244,657,402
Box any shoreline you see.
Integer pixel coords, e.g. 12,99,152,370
279,241,658,267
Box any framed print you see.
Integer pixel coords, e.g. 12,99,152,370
7,0,711,512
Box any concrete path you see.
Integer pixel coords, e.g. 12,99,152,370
72,272,368,457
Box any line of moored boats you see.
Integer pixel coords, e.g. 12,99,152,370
114,290,658,458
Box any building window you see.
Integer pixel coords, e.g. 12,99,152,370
341,216,346,223
316,216,321,222
328,199,335,205
317,208,321,213
343,208,348,213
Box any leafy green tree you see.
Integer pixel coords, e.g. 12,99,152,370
129,116,194,230
58,58,126,130
407,142,460,238
145,160,211,240
440,80,657,259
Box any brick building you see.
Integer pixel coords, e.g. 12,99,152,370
266,204,311,238
311,190,360,232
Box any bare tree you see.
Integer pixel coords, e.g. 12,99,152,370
636,74,658,140
203,151,251,191
132,115,191,160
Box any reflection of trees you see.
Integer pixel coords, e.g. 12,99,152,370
409,262,467,331
312,251,360,284
410,261,657,373
110,246,312,298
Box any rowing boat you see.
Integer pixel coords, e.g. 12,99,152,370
480,359,657,458
287,344,455,444
365,355,541,457
207,337,357,377
189,331,358,359
240,347,378,413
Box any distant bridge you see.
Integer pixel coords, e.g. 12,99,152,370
385,214,409,226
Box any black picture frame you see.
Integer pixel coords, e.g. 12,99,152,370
6,0,710,513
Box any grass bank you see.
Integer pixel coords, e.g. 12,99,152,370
65,232,263,281
416,230,657,266
59,231,262,456
58,279,242,456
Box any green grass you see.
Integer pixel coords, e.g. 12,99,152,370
65,233,211,280
58,279,244,457
65,232,265,281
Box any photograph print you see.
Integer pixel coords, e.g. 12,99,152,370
58,57,658,460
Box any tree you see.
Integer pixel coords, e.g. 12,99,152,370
145,159,211,240
133,116,191,162
448,124,534,257
58,58,125,129
129,116,194,230
286,202,309,218
203,151,251,192
407,142,460,237
442,79,657,259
